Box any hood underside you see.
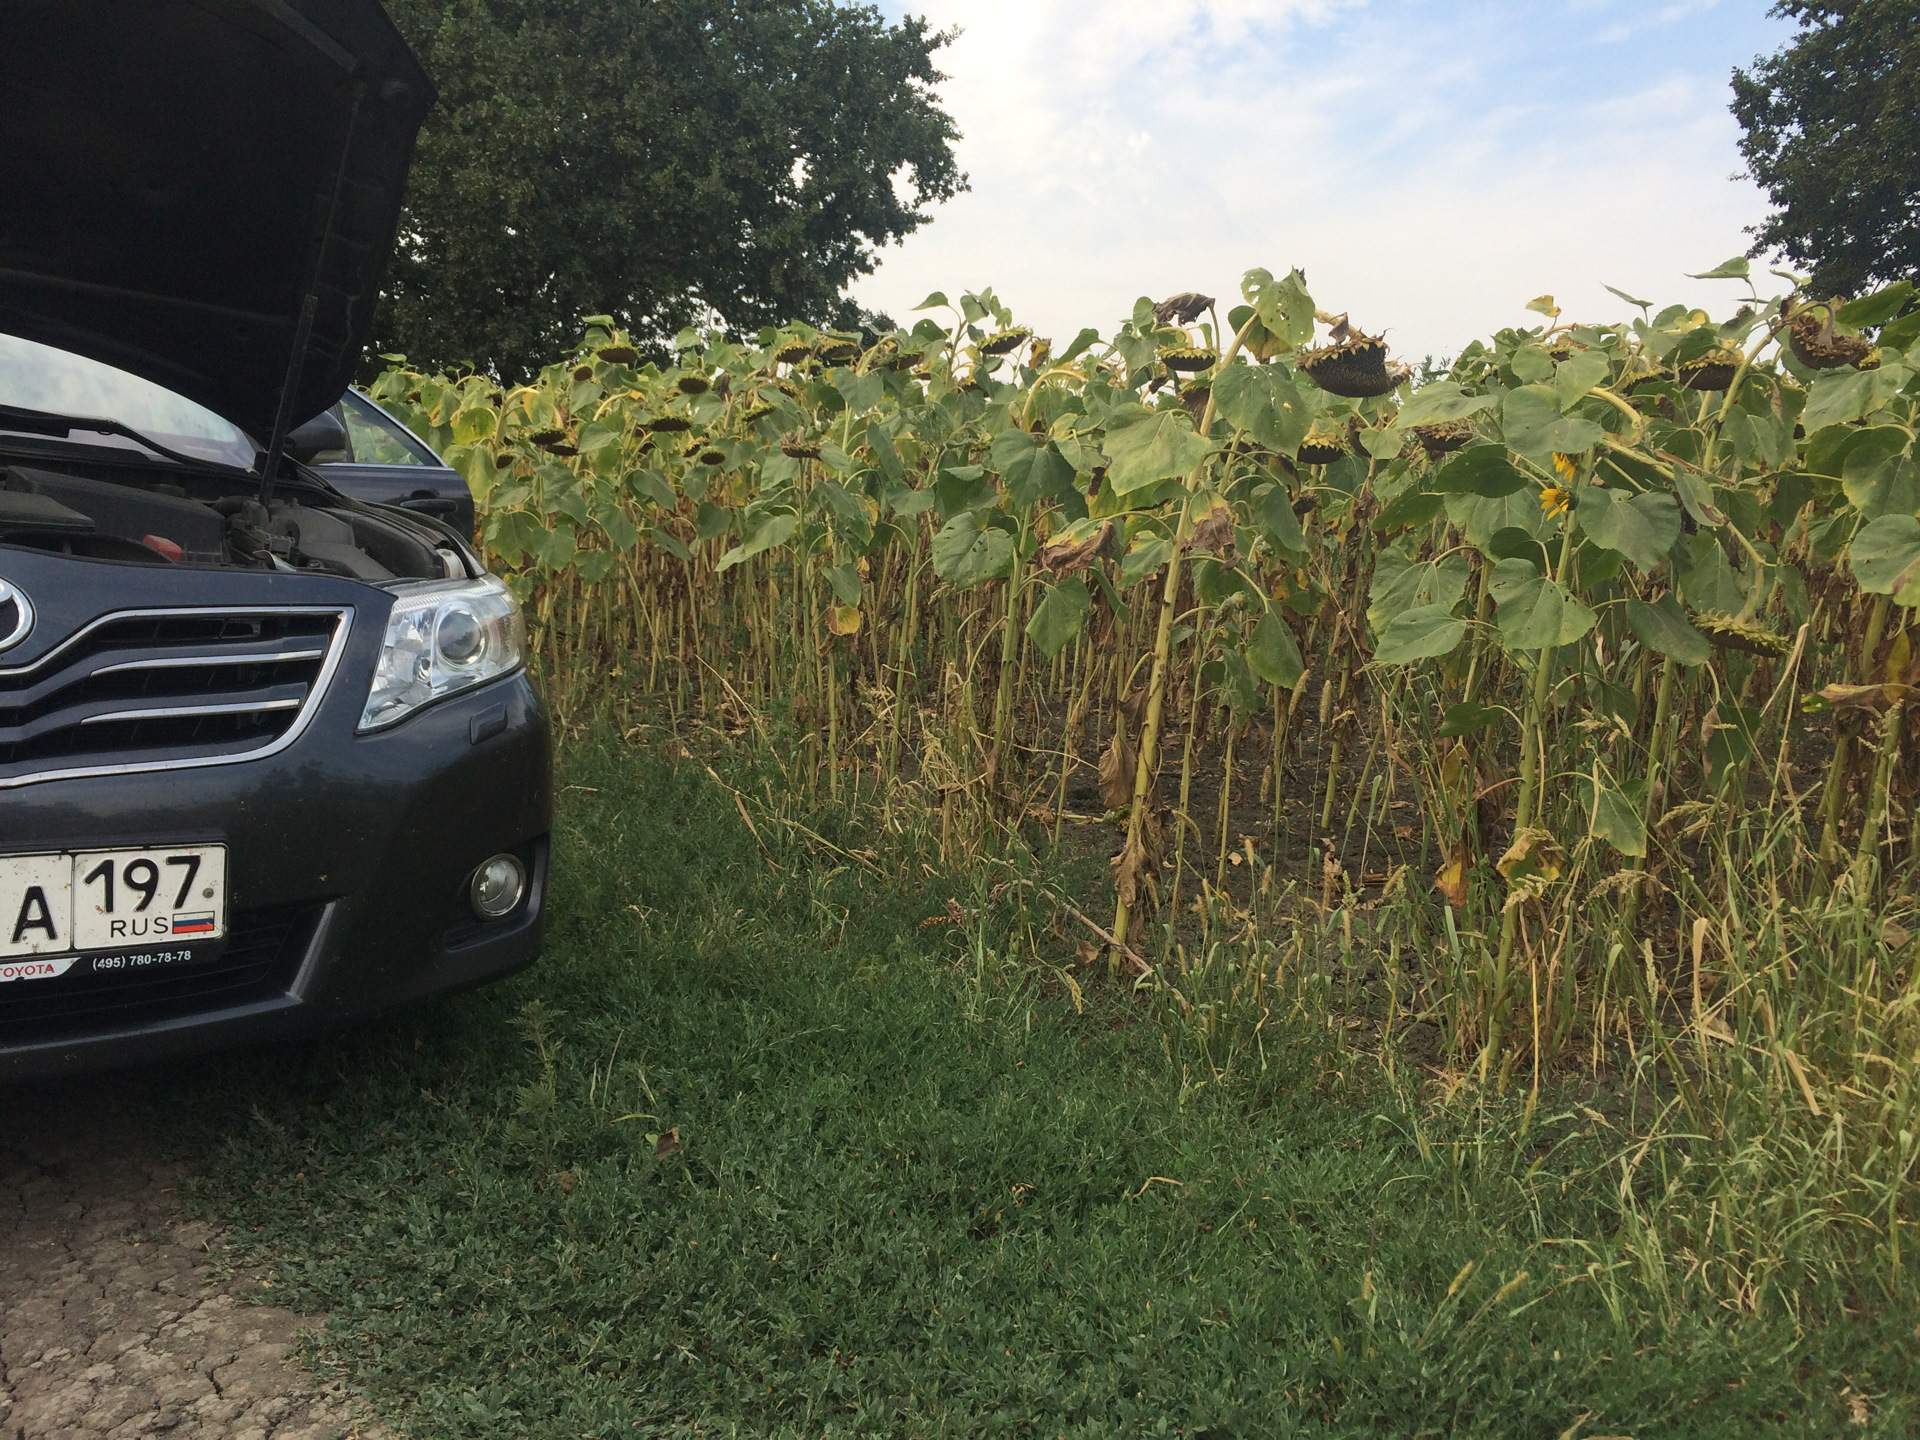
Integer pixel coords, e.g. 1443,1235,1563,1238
0,0,434,440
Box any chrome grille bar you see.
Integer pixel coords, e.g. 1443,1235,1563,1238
0,605,354,789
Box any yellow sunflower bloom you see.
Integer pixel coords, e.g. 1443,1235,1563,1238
1540,486,1572,517
1551,452,1580,483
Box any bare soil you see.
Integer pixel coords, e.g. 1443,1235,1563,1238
1,1080,384,1440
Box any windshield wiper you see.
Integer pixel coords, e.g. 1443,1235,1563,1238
0,403,252,472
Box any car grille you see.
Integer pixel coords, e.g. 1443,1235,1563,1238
0,902,321,1042
0,606,351,787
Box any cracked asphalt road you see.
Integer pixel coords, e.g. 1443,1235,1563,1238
1,1081,385,1440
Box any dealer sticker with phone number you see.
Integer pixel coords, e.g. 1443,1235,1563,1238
0,846,227,979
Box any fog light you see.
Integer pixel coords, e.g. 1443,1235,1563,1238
469,854,526,919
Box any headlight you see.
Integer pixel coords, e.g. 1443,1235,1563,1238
359,575,525,731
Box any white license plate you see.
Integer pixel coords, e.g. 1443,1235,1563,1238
0,845,227,980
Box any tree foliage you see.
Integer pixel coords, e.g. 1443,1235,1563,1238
1732,1,1920,295
375,0,964,381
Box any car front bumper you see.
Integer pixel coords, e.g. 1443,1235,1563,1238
0,608,551,1081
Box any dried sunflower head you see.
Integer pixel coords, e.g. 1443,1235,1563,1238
739,402,774,424
649,415,693,433
1678,347,1742,392
530,429,566,446
1178,381,1211,421
780,432,823,460
1297,423,1347,466
699,448,727,466
1412,419,1473,456
1152,292,1214,326
572,364,595,382
814,335,860,363
1027,337,1053,368
1694,610,1791,657
676,374,711,395
1301,333,1396,397
1787,306,1874,371
773,339,813,366
980,326,1032,357
1161,346,1216,373
596,345,639,365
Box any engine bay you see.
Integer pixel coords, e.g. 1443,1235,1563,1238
0,460,468,582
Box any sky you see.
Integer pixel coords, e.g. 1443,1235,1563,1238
849,0,1798,359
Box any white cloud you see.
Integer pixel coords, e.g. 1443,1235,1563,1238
854,1,1794,356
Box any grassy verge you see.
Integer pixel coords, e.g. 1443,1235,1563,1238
156,733,1913,1437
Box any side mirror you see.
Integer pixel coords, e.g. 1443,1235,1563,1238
287,407,350,465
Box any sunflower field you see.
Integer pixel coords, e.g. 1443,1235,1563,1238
369,262,1920,1297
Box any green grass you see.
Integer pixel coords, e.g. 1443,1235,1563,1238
153,734,1914,1437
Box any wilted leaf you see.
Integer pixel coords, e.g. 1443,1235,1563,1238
1185,495,1236,557
1037,518,1117,576
826,604,863,636
1434,842,1472,910
1496,827,1564,888
1099,730,1137,811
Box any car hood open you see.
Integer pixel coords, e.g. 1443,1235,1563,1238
0,0,434,441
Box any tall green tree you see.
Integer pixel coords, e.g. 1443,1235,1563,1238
1732,1,1920,297
376,0,964,380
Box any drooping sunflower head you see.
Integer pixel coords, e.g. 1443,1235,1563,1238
675,374,711,395
814,335,861,364
1678,347,1742,392
773,339,813,366
1297,422,1347,467
980,326,1033,357
1161,345,1216,374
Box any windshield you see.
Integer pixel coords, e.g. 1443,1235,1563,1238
0,333,258,469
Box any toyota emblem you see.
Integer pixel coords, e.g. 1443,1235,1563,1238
0,577,34,653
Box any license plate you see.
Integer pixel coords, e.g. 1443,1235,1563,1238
0,845,227,979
